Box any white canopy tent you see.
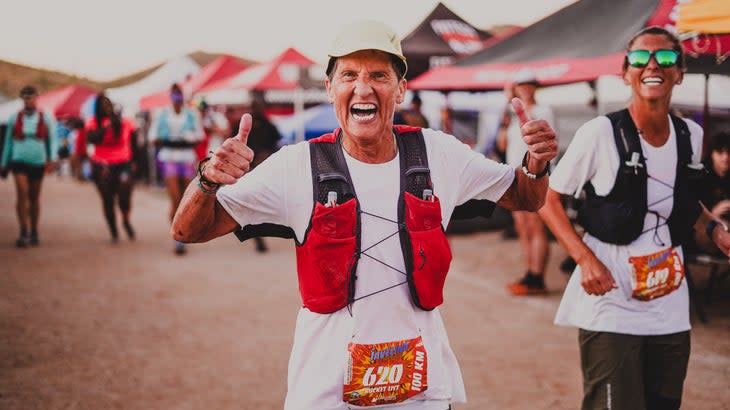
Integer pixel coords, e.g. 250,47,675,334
105,55,201,115
0,99,22,123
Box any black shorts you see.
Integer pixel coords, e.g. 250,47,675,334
579,329,690,410
9,162,45,180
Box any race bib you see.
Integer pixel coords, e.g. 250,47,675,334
628,247,684,301
343,336,427,407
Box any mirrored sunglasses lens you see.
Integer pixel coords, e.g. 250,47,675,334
628,50,651,67
655,50,678,67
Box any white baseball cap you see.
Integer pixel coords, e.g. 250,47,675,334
326,20,407,77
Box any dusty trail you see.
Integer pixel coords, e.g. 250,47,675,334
1,177,728,409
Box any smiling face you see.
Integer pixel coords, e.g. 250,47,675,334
623,34,683,103
325,50,406,146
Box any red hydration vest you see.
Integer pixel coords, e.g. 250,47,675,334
13,110,49,141
235,126,495,314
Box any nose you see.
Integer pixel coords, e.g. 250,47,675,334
645,53,661,70
353,78,374,97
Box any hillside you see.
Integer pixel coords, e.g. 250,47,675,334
0,51,256,99
0,60,101,99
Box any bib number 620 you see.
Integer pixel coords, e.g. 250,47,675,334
362,364,404,386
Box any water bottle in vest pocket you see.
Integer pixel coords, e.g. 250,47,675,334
403,192,452,310
296,198,358,313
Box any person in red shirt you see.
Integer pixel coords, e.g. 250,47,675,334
75,93,137,242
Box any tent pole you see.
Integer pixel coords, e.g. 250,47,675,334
294,87,305,143
588,79,599,115
440,91,452,134
702,73,710,159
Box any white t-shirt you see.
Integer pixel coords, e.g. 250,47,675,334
148,108,204,163
505,104,554,168
550,114,703,335
217,128,515,410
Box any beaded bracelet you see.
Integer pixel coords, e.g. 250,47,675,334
196,157,222,194
521,152,550,179
197,178,220,195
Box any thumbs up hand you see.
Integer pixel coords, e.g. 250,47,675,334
511,97,558,171
202,113,255,185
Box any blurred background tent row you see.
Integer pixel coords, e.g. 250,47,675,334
0,0,728,161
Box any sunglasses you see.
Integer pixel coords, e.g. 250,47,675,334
626,49,679,68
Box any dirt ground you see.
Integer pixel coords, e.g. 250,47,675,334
1,176,729,410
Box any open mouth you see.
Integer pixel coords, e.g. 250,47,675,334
641,77,664,86
351,103,377,121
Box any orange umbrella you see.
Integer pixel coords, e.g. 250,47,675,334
677,0,730,34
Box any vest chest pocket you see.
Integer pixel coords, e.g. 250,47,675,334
296,198,358,313
404,192,452,310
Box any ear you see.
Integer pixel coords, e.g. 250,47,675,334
622,70,630,85
325,78,334,103
676,72,684,85
396,79,407,104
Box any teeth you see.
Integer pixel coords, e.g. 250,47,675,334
352,103,376,110
642,77,663,84
352,111,376,121
351,103,377,121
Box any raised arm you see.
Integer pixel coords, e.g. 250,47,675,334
171,114,254,243
497,98,558,211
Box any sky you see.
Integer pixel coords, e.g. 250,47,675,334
0,0,576,81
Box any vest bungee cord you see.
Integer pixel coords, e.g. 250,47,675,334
639,173,675,247
351,209,409,304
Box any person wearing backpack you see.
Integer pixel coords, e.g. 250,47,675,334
148,83,204,255
75,93,138,243
538,26,730,410
0,85,59,247
171,20,557,409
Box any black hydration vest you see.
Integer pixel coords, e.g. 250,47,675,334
577,109,703,246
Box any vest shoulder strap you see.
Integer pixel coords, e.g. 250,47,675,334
309,128,433,205
606,108,643,163
669,113,692,165
395,127,432,198
309,131,356,205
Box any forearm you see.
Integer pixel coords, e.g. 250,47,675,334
171,179,236,243
498,168,548,211
516,168,548,211
694,203,718,242
538,189,595,264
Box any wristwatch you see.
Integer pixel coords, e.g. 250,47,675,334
705,219,729,239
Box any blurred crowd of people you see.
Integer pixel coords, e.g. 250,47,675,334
0,82,284,255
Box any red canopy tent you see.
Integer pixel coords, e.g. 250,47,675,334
38,84,97,118
196,47,317,106
410,0,730,91
138,55,249,111
213,47,315,91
